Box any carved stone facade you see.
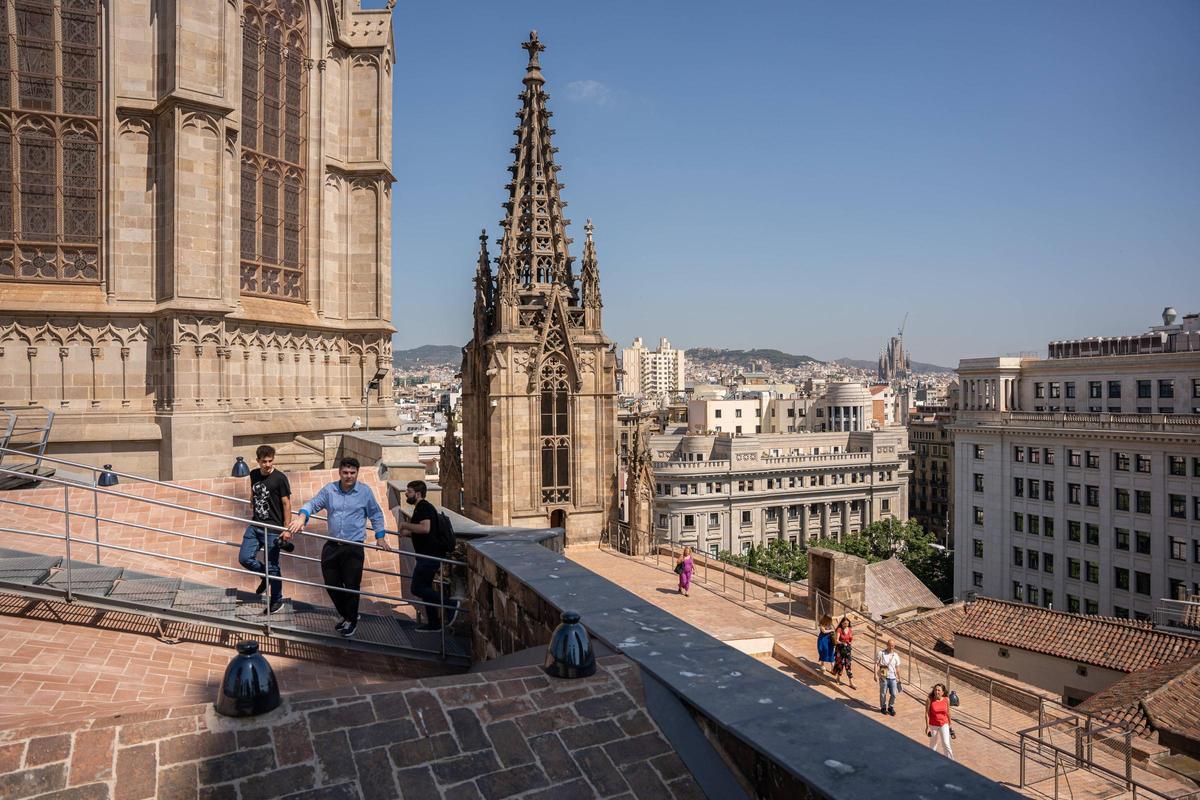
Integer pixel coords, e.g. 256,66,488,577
0,0,397,478
460,33,617,546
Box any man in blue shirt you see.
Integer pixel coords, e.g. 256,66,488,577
288,457,390,638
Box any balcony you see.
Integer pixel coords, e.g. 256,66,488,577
956,410,1200,435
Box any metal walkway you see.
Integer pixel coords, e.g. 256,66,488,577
0,447,473,666
0,545,471,665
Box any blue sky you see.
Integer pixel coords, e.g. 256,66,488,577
389,1,1200,367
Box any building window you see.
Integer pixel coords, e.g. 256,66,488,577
658,514,667,528
1012,581,1022,601
1159,379,1174,399
0,0,103,285
1011,512,1023,533
1034,382,1045,399
1027,550,1039,571
1135,571,1151,596
1085,599,1098,615
1068,483,1080,505
1085,561,1099,584
1068,450,1081,468
1085,485,1099,507
1013,477,1023,498
1114,452,1130,471
538,360,572,504
1085,524,1099,546
1114,567,1130,591
1169,494,1186,519
1028,514,1040,535
973,473,983,492
241,0,310,300
973,506,983,526
1065,382,1076,399
1049,382,1061,399
740,510,751,525
708,512,719,528
709,543,718,556
1114,528,1129,550
1068,595,1081,613
1014,446,1025,462
1012,546,1023,567
973,539,984,558
683,514,695,529
1067,520,1080,542
1028,479,1040,500
882,498,890,513
1088,381,1102,399
972,572,983,588
1135,530,1151,555
735,409,742,418
741,540,751,554
1170,578,1187,600
1135,490,1151,514
1168,456,1186,476
1044,480,1054,501
1107,380,1121,399
714,409,722,419
1067,557,1080,579
1043,553,1054,574
1137,380,1152,399
1135,455,1151,474
1044,448,1055,465
973,445,984,460
1113,605,1128,619
1026,584,1038,604
1043,588,1054,608
1169,537,1186,561
1043,517,1054,537
1085,451,1099,469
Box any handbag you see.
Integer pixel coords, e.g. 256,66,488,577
897,681,903,694
949,690,960,707
673,562,683,575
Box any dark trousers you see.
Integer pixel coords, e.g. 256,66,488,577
321,540,365,624
411,556,449,626
238,526,282,601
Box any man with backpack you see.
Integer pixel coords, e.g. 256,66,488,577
397,480,458,631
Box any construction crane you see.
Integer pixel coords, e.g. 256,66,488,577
897,312,909,338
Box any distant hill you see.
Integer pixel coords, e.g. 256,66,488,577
686,348,823,370
393,344,460,369
835,357,954,374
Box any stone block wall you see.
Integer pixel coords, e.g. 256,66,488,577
466,532,565,662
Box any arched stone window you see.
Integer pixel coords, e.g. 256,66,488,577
540,359,571,504
240,0,308,301
0,0,102,283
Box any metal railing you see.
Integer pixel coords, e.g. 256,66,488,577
1153,597,1200,637
0,406,55,473
0,456,469,661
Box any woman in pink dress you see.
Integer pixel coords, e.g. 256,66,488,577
675,546,694,597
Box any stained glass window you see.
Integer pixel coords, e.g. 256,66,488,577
0,0,102,284
240,0,308,301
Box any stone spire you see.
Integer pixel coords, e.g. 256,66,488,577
495,30,574,320
472,228,493,340
580,219,601,310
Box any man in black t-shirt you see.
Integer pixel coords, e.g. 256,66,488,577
396,479,457,631
238,444,292,613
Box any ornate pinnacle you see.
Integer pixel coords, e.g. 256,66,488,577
584,219,594,243
522,30,546,84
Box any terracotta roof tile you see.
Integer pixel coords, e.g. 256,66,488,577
887,603,965,656
863,558,942,618
955,598,1200,673
1079,656,1200,743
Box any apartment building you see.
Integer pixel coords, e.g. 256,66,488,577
622,337,687,399
951,309,1200,622
650,427,910,556
909,412,955,547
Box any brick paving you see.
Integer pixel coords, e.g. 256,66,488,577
0,593,453,730
574,548,1199,799
0,655,700,800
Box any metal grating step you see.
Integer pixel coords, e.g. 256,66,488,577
172,588,238,617
0,555,62,586
45,566,123,597
109,578,181,608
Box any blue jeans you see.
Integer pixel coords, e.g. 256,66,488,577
411,556,456,626
238,525,282,601
879,677,899,710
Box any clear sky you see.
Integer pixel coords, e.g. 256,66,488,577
389,0,1200,367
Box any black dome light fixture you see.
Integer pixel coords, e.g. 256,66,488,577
214,641,281,717
543,610,596,679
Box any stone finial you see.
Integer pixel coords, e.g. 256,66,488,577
521,30,545,84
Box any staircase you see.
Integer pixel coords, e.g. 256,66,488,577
272,434,326,472
0,407,55,490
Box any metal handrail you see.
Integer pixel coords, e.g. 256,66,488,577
0,464,468,659
1018,723,1173,800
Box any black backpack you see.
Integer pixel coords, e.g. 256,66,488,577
433,510,456,555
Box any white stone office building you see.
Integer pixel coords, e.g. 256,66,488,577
650,427,910,556
687,382,874,437
621,337,686,399
951,309,1200,621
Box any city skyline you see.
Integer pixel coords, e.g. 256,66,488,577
391,0,1200,366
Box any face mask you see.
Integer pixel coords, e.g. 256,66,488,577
405,496,417,505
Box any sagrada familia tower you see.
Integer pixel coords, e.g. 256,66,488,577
458,32,617,546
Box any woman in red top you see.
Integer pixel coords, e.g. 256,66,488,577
832,617,856,689
926,683,955,760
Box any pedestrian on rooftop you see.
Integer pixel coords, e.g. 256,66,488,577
926,683,955,760
395,480,459,632
238,444,291,615
674,546,694,597
832,616,856,689
817,614,836,674
877,638,901,716
287,457,391,640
